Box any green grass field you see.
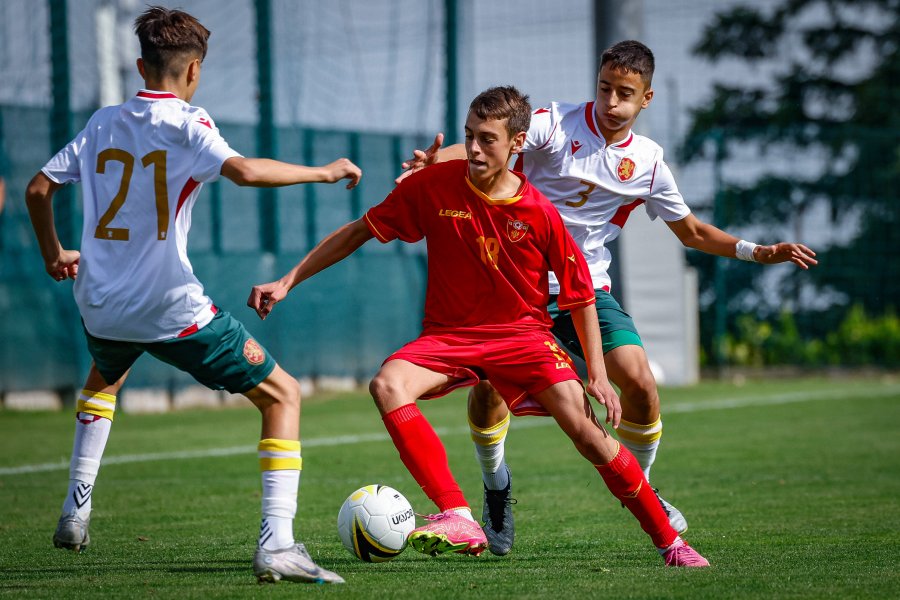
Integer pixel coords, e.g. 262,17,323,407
1,376,899,599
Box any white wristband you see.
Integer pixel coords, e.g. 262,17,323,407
735,240,759,262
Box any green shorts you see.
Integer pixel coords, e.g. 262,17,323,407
547,290,643,359
85,310,276,394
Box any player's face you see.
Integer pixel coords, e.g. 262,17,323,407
464,114,524,183
594,64,653,138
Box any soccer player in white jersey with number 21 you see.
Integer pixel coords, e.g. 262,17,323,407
25,6,360,585
399,40,817,555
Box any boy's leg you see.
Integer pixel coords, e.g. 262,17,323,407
467,381,515,555
604,345,687,532
244,364,344,584
54,364,126,552
551,294,688,532
534,380,708,567
468,381,511,490
371,359,487,556
604,345,661,479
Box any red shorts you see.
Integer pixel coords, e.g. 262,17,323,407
385,328,582,417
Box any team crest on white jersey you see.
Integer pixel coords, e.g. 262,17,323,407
506,219,529,243
616,157,636,182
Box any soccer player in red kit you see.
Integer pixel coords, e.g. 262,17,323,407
247,86,709,566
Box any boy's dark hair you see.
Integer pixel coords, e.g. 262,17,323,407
134,6,210,80
468,86,532,138
600,40,655,87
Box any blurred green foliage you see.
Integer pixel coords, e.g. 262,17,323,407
716,304,899,367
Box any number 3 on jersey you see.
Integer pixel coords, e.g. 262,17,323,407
477,236,500,270
95,148,169,241
565,179,597,208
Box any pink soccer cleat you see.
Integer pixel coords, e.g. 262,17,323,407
663,539,710,567
407,510,488,557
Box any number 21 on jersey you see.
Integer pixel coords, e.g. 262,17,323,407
95,148,169,241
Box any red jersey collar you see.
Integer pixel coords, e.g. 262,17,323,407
584,102,634,148
136,89,180,100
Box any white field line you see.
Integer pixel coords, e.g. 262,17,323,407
3,383,897,477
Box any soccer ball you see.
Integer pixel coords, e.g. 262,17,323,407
337,484,416,562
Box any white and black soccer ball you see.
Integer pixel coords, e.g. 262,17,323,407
337,484,416,562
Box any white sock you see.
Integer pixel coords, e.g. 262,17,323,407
259,470,300,550
62,410,112,519
452,507,477,522
618,417,662,482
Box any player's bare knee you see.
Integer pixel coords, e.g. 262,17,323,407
247,370,300,412
620,370,659,412
369,373,403,409
467,381,506,427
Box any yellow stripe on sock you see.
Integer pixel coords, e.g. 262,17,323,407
258,439,301,453
259,456,303,471
616,417,662,444
258,438,302,471
77,389,117,421
468,412,510,446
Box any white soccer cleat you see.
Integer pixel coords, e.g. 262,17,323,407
253,543,345,584
654,488,688,534
53,511,91,553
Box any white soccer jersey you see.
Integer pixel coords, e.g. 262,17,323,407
514,101,691,294
42,89,241,342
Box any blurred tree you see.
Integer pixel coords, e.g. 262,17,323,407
679,0,899,361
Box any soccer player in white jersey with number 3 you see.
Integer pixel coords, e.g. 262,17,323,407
25,6,360,585
398,40,817,555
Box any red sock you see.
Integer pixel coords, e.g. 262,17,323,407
382,404,468,512
595,444,678,549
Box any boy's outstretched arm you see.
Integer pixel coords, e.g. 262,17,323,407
395,133,467,184
222,156,361,189
570,303,621,428
666,213,818,269
247,218,374,320
25,172,81,281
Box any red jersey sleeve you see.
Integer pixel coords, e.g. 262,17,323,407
363,175,425,244
544,205,595,310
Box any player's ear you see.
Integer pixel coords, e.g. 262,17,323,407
641,86,654,109
136,58,145,79
511,131,527,154
186,58,201,85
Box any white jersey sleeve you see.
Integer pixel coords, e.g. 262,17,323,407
42,124,95,185
521,105,559,155
643,156,690,222
186,109,240,183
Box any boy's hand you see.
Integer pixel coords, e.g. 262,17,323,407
46,249,80,281
585,378,621,429
395,133,444,184
321,158,362,189
247,280,290,320
755,243,818,269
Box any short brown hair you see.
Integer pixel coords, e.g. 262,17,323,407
468,86,532,138
134,6,210,80
600,40,655,87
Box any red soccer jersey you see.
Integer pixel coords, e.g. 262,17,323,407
364,160,595,333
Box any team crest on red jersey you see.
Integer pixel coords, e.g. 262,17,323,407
506,219,529,243
616,157,636,182
243,339,265,365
